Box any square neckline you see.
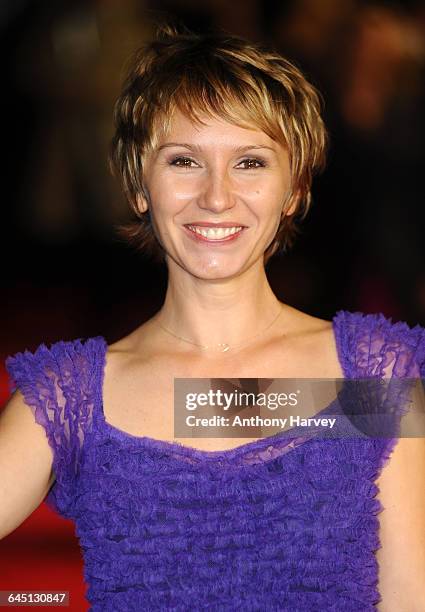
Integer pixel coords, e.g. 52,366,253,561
93,310,349,461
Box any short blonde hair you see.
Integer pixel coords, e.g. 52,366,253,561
109,22,328,265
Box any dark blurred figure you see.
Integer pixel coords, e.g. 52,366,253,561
270,0,425,325
337,2,425,325
10,0,154,246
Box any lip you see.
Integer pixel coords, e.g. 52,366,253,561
183,224,246,245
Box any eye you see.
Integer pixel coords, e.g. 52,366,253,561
168,156,267,169
237,158,267,169
169,156,198,168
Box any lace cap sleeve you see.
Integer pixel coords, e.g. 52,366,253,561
338,310,425,379
339,310,425,474
4,337,101,519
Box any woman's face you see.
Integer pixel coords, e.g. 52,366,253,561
139,109,296,279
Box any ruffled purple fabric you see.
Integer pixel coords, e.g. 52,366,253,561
4,310,425,611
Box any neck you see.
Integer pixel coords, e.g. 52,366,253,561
152,260,287,353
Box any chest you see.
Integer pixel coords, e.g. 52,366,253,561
101,328,344,449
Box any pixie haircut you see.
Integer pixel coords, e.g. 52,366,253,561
109,23,328,265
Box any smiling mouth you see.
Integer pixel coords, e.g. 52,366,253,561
185,225,244,240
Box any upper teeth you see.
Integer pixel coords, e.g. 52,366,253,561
187,225,243,239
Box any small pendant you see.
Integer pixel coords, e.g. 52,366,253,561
217,343,230,352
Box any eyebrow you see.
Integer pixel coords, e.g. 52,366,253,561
156,143,276,153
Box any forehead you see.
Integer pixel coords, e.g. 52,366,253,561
157,108,277,148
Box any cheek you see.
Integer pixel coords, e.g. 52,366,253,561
153,177,197,209
148,183,180,219
253,186,286,219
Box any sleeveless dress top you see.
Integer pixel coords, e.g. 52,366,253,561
5,310,425,611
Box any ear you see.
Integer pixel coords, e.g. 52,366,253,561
281,190,300,218
135,192,149,214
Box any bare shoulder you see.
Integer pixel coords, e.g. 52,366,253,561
106,314,162,355
278,305,342,377
102,317,168,397
281,304,333,335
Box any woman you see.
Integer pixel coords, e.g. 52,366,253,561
1,23,425,611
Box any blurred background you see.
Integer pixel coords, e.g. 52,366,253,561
0,0,424,609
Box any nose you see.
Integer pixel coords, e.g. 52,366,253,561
197,167,236,214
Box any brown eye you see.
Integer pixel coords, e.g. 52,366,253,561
169,157,197,168
238,158,266,169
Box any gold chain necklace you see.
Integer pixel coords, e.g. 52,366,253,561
158,306,284,352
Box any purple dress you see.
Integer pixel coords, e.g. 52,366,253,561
4,310,425,611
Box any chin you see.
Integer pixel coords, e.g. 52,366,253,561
188,256,251,280
167,248,259,278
